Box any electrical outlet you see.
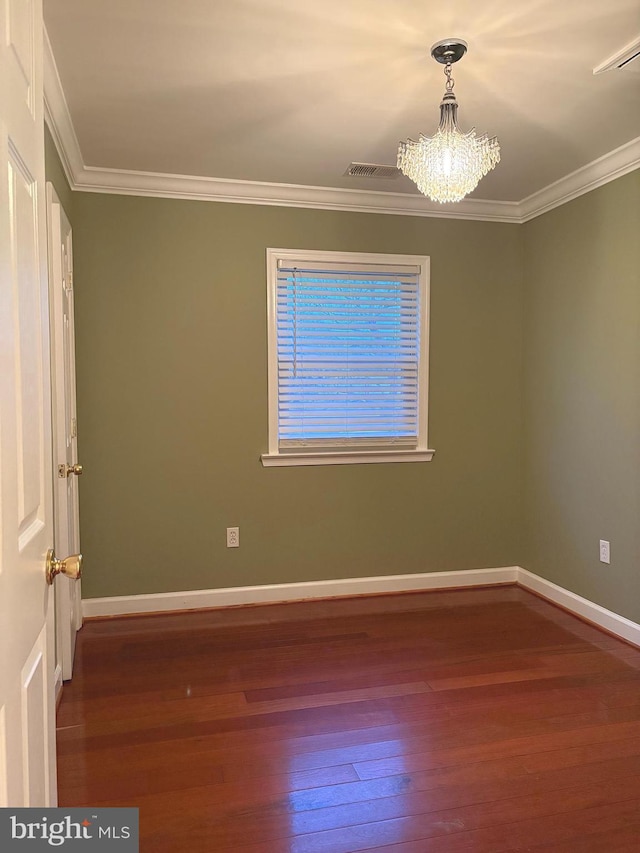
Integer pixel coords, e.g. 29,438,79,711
599,539,610,564
226,527,239,548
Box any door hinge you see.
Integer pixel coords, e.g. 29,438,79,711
71,417,77,438
65,271,73,292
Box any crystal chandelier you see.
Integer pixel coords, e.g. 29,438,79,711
398,39,500,203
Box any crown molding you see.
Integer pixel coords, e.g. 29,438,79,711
43,27,640,224
72,164,520,222
43,27,84,187
519,135,640,222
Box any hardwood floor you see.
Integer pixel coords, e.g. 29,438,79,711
56,586,640,851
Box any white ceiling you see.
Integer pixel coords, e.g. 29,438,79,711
44,0,640,203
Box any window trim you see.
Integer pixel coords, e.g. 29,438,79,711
262,248,435,467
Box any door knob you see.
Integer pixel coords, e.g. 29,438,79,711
58,463,83,478
46,549,82,585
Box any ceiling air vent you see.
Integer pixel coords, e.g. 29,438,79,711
345,162,400,179
593,36,640,73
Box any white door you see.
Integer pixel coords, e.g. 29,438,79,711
48,185,82,687
0,0,58,806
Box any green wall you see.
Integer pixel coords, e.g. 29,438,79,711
46,127,640,623
523,171,640,623
69,192,524,598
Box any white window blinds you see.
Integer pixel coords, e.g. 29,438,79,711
275,256,426,450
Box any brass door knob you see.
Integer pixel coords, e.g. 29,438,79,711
46,549,83,585
58,463,83,478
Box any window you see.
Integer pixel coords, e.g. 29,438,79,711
262,249,434,466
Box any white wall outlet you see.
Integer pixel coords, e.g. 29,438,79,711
599,539,610,564
226,527,239,548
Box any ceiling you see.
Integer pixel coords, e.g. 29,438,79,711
44,0,640,205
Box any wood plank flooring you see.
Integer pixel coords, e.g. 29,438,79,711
56,586,640,851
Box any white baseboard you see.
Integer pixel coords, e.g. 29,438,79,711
81,566,519,618
81,566,640,648
517,568,640,647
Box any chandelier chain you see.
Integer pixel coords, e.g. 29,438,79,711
444,63,454,93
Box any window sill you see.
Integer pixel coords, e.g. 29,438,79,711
261,449,435,467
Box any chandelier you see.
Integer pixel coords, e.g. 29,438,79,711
398,39,500,203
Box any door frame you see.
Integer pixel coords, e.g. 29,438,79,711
47,183,82,692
